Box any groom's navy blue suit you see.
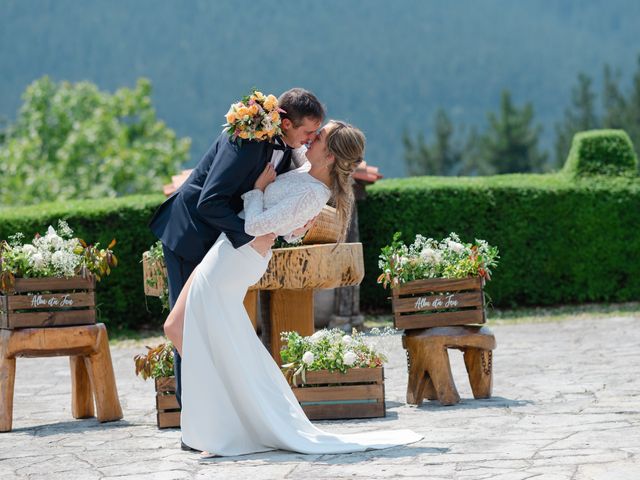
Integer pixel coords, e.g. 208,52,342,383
149,132,292,405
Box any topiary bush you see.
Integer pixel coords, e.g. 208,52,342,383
0,194,166,331
563,129,638,178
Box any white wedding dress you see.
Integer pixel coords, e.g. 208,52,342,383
181,165,422,456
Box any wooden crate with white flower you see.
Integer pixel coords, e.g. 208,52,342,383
391,277,486,330
290,367,385,420
0,275,96,329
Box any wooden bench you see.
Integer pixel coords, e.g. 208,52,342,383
0,323,123,432
403,326,496,406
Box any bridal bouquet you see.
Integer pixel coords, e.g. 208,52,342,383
223,89,285,142
0,220,117,290
280,327,395,384
377,232,499,289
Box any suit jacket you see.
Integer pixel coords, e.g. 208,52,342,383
149,132,292,262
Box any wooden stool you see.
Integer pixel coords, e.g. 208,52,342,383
403,326,496,406
0,323,123,432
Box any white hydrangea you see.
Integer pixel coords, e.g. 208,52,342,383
302,351,315,365
447,240,465,254
341,334,353,345
420,247,442,264
21,244,37,255
343,351,357,366
30,252,45,269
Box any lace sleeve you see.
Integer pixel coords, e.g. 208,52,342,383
242,185,329,237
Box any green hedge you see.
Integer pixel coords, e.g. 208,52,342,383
358,174,640,311
564,129,639,178
0,194,166,331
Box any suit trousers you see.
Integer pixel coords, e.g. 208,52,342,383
162,244,199,407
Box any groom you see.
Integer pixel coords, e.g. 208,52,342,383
149,87,325,412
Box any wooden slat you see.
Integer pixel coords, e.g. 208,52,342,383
0,296,7,329
302,402,385,420
156,393,180,411
392,291,483,314
7,292,95,311
155,376,176,393
157,411,181,429
293,368,383,386
394,277,482,296
10,276,95,293
394,308,485,330
293,384,383,403
7,309,96,329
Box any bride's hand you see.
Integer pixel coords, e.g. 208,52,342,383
254,164,276,192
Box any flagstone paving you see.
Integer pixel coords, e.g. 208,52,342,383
1,315,639,479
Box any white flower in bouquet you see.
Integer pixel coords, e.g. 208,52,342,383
30,252,45,269
302,351,315,365
343,351,357,366
21,244,37,255
420,247,442,264
309,330,327,343
446,240,465,254
341,334,353,345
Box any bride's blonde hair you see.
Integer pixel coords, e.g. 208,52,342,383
325,120,366,242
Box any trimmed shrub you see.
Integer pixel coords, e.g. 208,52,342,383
563,129,638,177
358,174,640,312
0,194,166,331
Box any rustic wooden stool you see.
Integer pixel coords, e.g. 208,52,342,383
403,326,496,406
0,323,123,432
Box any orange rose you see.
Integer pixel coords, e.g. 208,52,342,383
263,94,278,111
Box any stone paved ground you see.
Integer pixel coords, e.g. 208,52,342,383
1,314,639,479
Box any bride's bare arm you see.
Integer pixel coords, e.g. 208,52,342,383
163,268,197,356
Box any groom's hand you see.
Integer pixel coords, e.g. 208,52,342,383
250,233,276,256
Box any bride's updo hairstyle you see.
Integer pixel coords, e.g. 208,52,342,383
325,120,366,242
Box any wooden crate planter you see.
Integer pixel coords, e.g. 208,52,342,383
290,367,385,420
142,251,167,297
0,276,96,329
392,277,486,330
155,376,181,428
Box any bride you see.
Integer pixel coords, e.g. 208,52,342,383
164,120,422,456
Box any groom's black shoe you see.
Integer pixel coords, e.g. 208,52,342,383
181,439,200,452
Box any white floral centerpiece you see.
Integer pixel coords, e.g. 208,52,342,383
0,220,117,291
280,327,395,385
377,232,499,289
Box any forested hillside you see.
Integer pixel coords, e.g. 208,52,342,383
1,0,639,177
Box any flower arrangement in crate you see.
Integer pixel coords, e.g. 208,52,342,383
0,220,117,329
378,232,499,330
279,327,395,420
133,340,180,428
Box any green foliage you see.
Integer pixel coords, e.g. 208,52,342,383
403,109,465,176
563,130,638,177
479,90,548,174
134,341,174,380
358,174,640,311
0,194,167,331
0,76,190,206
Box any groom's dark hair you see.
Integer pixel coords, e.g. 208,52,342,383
278,88,325,127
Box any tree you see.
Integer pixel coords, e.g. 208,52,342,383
554,73,599,167
479,90,548,174
0,77,190,206
403,109,464,176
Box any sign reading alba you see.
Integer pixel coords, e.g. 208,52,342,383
30,294,74,308
414,294,460,310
